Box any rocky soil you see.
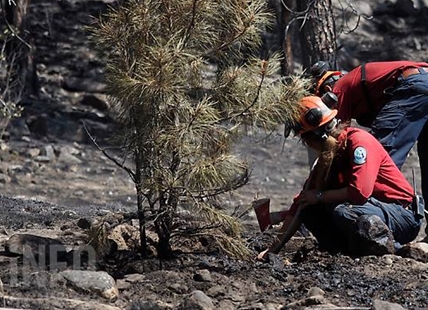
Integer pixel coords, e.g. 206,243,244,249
0,0,428,309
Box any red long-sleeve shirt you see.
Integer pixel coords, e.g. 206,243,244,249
333,61,428,127
287,127,414,215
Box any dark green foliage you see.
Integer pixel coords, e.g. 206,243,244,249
90,0,310,259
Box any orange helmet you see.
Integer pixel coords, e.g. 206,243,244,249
314,71,342,96
294,96,338,135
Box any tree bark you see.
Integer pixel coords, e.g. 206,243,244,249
3,0,39,100
279,0,296,75
135,152,147,258
297,0,337,71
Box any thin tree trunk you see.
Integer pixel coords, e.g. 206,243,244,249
135,153,147,258
3,0,39,100
297,0,337,71
279,0,296,75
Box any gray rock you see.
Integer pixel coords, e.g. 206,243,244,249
34,155,51,163
0,162,9,174
56,270,119,300
5,234,68,268
129,300,173,310
206,285,225,298
123,273,146,283
193,269,212,282
0,173,11,184
281,295,339,309
216,300,235,310
179,290,214,310
4,295,122,310
26,148,41,158
116,279,131,290
169,282,188,294
55,145,80,164
41,144,56,160
307,286,325,297
57,150,82,164
397,242,428,262
373,299,408,310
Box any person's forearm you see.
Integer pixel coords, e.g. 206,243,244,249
269,209,302,254
318,187,348,205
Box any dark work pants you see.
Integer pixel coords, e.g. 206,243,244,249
332,198,422,247
301,198,422,254
370,71,428,223
301,204,347,253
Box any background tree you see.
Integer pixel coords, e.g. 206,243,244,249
90,0,310,259
267,0,338,75
274,0,376,74
0,0,35,139
297,0,337,71
268,0,297,75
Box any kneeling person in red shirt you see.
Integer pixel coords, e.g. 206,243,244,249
257,96,423,260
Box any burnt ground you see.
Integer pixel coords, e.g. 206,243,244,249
0,0,428,309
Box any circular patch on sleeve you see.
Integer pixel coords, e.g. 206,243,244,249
353,146,367,165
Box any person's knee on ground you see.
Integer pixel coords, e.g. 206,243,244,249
346,214,395,256
331,206,393,255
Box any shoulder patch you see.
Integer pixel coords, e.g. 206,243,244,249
353,146,367,165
